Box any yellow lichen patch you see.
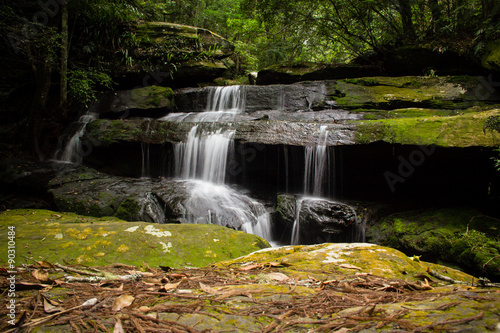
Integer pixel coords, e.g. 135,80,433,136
65,227,93,240
205,250,217,258
117,244,130,252
60,241,74,248
76,254,93,264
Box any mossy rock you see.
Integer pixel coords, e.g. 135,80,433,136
366,207,500,281
0,209,270,268
354,109,500,147
217,242,473,282
482,40,500,72
330,76,500,110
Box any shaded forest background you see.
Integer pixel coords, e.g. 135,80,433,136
0,0,499,155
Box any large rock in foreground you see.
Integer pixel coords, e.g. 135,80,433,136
0,209,269,267
2,240,498,333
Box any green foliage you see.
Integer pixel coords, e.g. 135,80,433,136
68,69,114,107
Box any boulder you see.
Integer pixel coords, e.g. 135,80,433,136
366,207,500,281
48,165,272,234
48,164,189,223
275,194,358,244
0,209,269,268
98,86,174,119
481,39,500,73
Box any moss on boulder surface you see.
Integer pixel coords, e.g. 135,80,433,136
354,109,500,147
0,209,270,268
366,207,500,281
218,242,473,282
482,40,500,72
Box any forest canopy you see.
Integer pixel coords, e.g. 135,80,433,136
0,0,498,125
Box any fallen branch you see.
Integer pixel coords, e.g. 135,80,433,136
426,268,466,285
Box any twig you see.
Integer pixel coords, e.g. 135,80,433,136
426,268,467,285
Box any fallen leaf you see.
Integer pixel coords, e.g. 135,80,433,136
43,298,64,314
339,264,362,270
199,282,220,295
113,317,125,333
112,294,135,312
38,260,55,269
265,272,290,282
239,263,262,271
32,269,49,282
161,281,181,292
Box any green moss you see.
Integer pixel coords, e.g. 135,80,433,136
115,198,140,221
367,208,500,280
482,40,500,72
353,109,500,147
0,209,270,268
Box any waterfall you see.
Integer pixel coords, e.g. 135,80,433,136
175,125,234,184
291,197,305,245
55,107,98,163
303,126,330,197
206,85,245,112
162,85,245,122
173,120,272,241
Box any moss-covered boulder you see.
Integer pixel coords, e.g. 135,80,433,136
48,164,189,223
329,76,500,110
218,242,473,282
0,209,269,267
366,207,500,281
482,40,500,73
354,109,500,147
99,86,174,119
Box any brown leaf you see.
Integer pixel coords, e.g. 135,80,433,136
239,263,262,271
32,269,49,282
161,281,181,292
38,260,55,269
199,282,221,295
265,272,290,282
112,294,135,312
339,263,362,270
43,298,64,314
113,317,125,333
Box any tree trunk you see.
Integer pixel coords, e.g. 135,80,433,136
397,0,416,42
428,0,442,32
60,2,68,113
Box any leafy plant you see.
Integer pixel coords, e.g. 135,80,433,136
68,69,114,106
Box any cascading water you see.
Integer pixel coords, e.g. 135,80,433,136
170,86,273,241
162,85,245,122
175,125,234,184
291,126,362,245
303,126,331,197
55,107,98,163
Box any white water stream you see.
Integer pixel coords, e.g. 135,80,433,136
172,86,273,241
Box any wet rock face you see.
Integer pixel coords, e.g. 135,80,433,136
275,194,357,244
48,164,189,223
